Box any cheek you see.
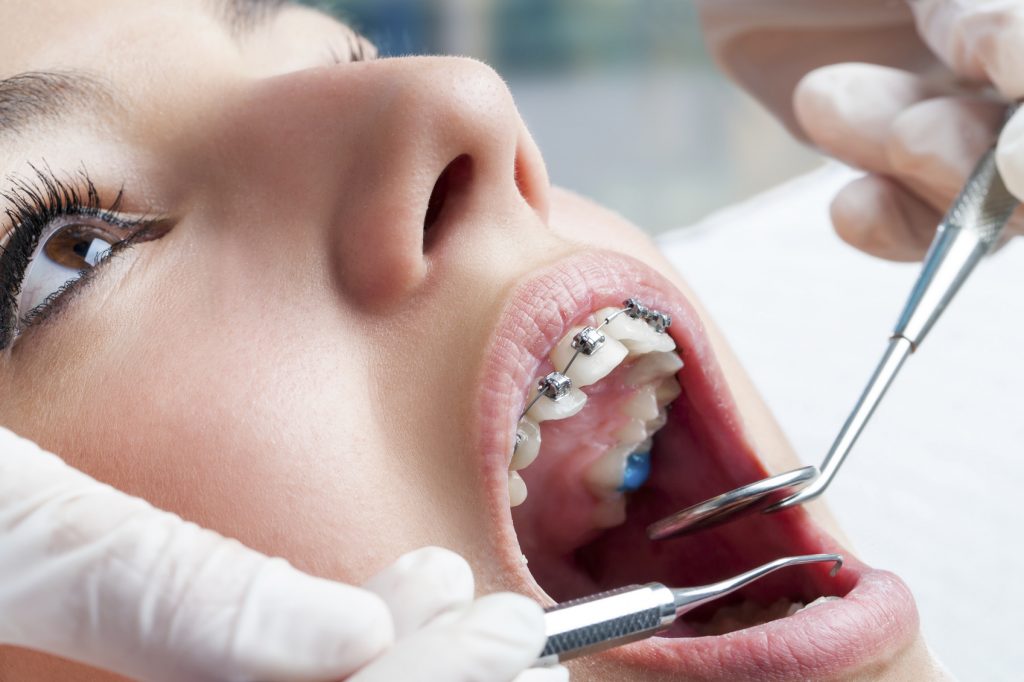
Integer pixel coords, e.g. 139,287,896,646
0,286,424,582
549,187,656,255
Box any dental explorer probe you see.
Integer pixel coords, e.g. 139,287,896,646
649,135,1019,540
534,553,842,666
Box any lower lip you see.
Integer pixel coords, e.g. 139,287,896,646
475,250,919,679
609,566,919,679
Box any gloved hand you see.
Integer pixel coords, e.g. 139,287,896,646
697,0,1024,261
0,427,567,682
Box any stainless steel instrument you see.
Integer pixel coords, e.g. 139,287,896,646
648,141,1019,541
535,553,842,666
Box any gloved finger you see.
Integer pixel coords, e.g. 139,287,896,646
910,0,1024,98
883,95,1024,240
695,0,929,141
884,95,1004,209
347,593,547,682
830,174,941,261
0,427,393,682
996,105,1024,202
794,63,940,172
362,546,474,638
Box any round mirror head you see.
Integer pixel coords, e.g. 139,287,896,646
647,466,818,540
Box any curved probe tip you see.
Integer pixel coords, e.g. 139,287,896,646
672,553,845,615
781,552,843,577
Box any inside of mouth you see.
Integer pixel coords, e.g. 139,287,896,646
511,315,853,636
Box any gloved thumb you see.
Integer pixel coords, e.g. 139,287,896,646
348,592,564,682
0,427,394,682
362,546,475,638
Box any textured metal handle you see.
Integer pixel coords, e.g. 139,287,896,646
893,148,1019,346
536,583,676,666
946,148,1018,246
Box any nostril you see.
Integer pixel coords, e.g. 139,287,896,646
423,154,473,242
512,133,551,220
513,152,530,201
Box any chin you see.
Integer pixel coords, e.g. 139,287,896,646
473,249,922,680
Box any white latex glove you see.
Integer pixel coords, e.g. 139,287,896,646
0,427,566,682
697,0,1024,261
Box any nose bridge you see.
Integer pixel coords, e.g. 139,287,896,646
187,56,542,307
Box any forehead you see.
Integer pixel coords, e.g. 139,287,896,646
2,1,219,77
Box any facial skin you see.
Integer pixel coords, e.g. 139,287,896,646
0,1,944,679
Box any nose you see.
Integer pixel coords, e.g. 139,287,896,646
197,57,550,307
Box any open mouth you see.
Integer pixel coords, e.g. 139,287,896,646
478,251,918,679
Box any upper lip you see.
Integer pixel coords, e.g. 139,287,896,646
474,249,919,679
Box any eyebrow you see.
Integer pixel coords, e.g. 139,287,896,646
0,0,294,139
0,71,112,137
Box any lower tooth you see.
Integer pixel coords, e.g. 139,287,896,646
584,441,652,498
799,595,842,612
626,350,683,386
646,410,667,434
508,471,527,506
585,443,634,495
656,376,682,407
623,385,659,421
700,598,804,635
615,418,647,444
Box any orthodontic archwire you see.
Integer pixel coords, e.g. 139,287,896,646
516,298,672,446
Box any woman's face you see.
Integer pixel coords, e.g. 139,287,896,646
0,2,939,680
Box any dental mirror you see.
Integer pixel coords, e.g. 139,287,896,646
647,465,817,539
648,139,1019,542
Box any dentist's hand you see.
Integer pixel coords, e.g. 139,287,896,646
0,427,566,682
698,0,1024,261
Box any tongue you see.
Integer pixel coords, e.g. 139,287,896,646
512,362,643,575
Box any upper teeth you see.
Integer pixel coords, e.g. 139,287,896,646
550,326,628,388
600,309,675,354
508,300,682,515
524,382,587,423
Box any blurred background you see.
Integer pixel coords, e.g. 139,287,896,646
300,0,821,233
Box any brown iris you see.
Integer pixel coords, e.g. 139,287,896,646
42,224,115,270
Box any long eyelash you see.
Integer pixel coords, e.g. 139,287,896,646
0,164,131,348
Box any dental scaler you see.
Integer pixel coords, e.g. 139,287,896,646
534,553,841,666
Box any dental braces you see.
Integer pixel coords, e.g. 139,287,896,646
517,298,672,434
